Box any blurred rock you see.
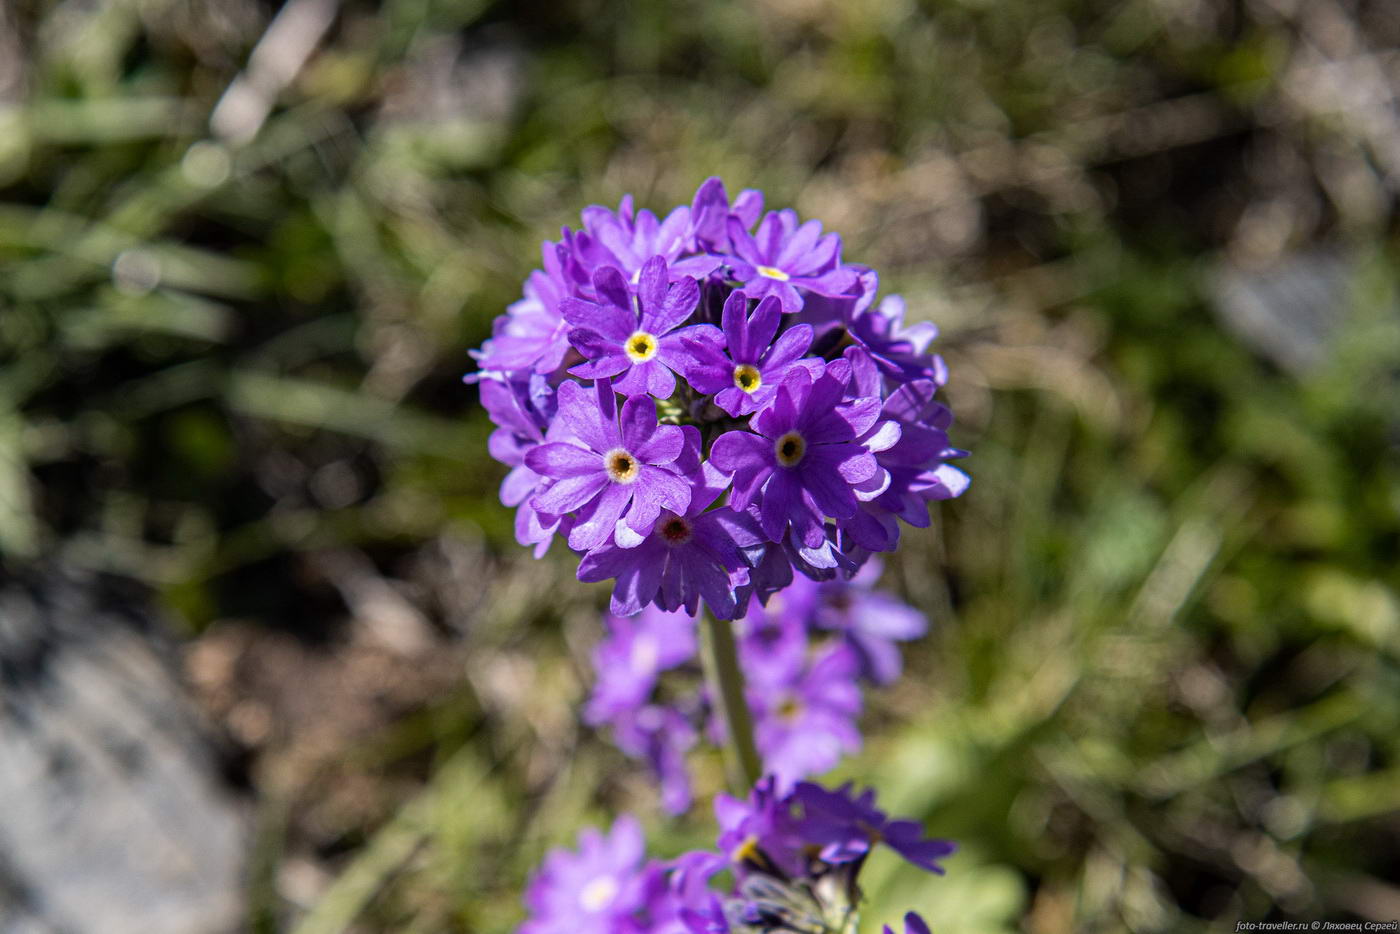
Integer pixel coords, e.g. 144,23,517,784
1209,247,1352,375
0,570,248,934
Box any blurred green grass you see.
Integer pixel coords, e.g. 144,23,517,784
2,0,1399,931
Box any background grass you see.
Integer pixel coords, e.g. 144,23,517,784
1,0,1398,931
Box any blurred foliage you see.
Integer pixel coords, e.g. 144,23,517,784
1,0,1399,931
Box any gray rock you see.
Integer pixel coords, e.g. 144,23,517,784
0,571,248,934
1209,247,1353,375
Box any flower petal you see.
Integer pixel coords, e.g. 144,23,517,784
524,442,599,478
532,471,608,515
568,482,633,551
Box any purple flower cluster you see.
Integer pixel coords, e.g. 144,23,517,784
586,563,928,813
470,179,968,620
519,778,950,934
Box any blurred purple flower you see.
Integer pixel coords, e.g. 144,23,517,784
814,561,928,685
521,815,650,934
585,606,698,725
713,775,806,879
747,645,863,794
614,705,698,815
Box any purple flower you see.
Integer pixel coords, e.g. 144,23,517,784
846,377,970,554
795,781,956,875
884,913,933,934
713,776,805,879
710,361,885,548
690,176,765,253
733,590,810,688
585,607,698,725
796,264,878,331
684,291,821,416
578,463,761,620
578,195,722,283
647,851,730,934
847,294,948,385
469,242,573,377
478,373,564,556
470,178,970,623
562,256,716,398
526,378,693,552
613,705,698,815
521,815,649,934
725,210,859,313
814,561,927,685
747,645,863,794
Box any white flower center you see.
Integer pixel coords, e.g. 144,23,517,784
604,448,641,484
631,636,659,675
756,265,790,281
579,875,619,912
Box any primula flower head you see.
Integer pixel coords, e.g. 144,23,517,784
597,778,954,934
469,177,968,621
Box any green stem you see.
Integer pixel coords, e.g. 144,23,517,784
700,611,762,793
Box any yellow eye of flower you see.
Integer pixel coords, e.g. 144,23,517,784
733,364,762,393
756,265,790,281
625,331,658,362
775,431,806,467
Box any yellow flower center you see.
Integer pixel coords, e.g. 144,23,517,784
733,364,762,393
625,330,658,362
756,265,790,281
774,431,806,467
734,834,763,864
604,448,641,484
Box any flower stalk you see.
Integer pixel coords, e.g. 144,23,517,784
699,611,762,792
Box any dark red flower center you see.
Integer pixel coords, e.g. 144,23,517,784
659,516,692,545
